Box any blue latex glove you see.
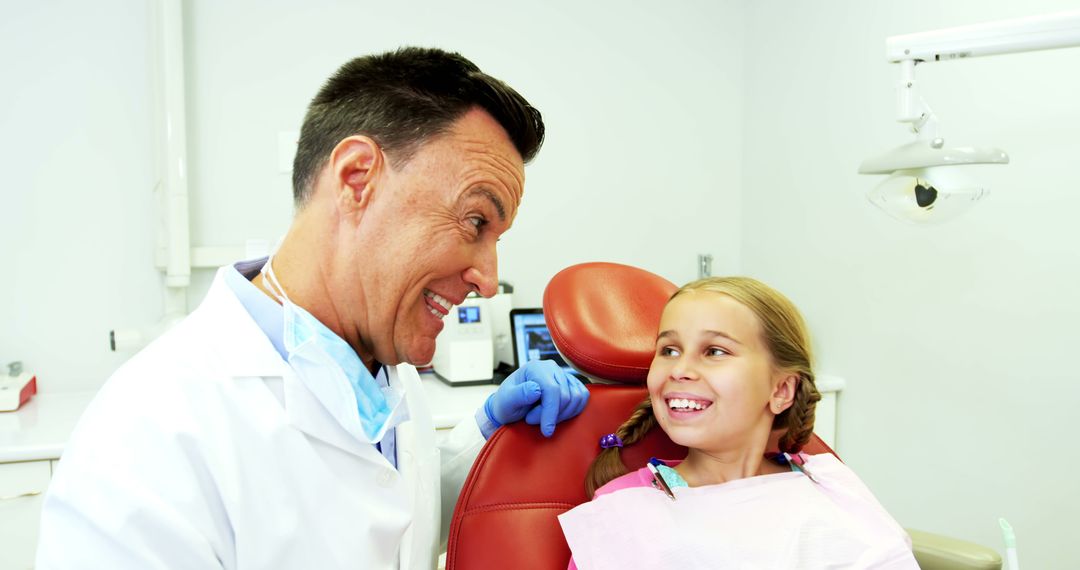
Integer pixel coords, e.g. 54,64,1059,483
484,359,589,437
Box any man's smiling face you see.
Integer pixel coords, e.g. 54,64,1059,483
337,107,525,366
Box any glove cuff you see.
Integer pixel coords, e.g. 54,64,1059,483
483,394,503,429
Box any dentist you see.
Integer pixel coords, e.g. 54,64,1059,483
37,47,588,569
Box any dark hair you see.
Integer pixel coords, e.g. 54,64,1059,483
291,47,545,206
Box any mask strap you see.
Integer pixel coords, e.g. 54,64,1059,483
260,257,290,304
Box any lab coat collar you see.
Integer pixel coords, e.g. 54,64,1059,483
198,266,292,379
197,267,391,463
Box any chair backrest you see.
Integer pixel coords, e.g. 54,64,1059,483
544,262,678,383
445,263,836,570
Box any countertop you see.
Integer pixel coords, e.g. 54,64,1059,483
0,373,497,464
0,391,96,463
419,372,498,429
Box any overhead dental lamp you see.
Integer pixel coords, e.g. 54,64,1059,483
859,10,1080,224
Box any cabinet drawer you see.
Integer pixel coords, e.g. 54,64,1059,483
0,460,51,570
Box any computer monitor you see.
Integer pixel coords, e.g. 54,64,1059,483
509,308,584,381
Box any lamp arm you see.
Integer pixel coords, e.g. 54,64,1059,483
894,60,940,141
886,9,1080,63
887,10,1080,134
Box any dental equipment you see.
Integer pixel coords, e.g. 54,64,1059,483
859,10,1080,224
999,518,1019,570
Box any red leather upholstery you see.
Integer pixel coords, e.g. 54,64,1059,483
445,385,686,570
543,262,678,384
445,263,837,570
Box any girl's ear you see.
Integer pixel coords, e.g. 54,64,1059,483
770,373,799,415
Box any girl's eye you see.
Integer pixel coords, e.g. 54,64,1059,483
705,347,729,357
659,346,681,357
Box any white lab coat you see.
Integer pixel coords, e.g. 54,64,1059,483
36,268,485,570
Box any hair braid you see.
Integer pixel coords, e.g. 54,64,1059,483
776,373,822,454
585,397,657,498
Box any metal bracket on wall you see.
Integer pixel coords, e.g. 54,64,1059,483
697,254,713,279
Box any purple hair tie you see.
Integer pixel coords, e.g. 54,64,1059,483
599,433,624,449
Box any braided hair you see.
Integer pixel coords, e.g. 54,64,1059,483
585,397,656,498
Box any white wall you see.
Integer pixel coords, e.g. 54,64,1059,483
182,0,746,307
742,2,1080,567
2,0,745,392
0,1,161,393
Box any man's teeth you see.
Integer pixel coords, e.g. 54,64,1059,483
423,289,453,314
667,398,710,411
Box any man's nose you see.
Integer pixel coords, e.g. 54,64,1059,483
463,246,498,298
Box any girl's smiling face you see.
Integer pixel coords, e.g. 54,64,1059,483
646,291,791,455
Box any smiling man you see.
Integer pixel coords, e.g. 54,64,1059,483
37,48,588,570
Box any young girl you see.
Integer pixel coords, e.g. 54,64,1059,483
559,277,917,569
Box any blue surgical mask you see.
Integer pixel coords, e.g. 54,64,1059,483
261,259,405,443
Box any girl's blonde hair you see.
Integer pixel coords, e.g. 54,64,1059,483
585,276,822,498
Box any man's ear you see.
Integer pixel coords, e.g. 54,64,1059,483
770,372,799,415
328,136,383,215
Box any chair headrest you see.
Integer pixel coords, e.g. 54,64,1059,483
543,262,677,384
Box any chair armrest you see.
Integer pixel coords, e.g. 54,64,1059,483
907,528,1002,570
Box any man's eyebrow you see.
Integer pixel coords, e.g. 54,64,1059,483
466,187,506,221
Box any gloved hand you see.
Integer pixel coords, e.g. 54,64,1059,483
484,359,589,437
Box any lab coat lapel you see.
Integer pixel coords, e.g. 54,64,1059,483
394,364,441,570
281,371,387,462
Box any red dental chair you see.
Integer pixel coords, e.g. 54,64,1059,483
444,262,836,570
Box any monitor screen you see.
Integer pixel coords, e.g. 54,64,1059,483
509,309,581,379
457,306,481,324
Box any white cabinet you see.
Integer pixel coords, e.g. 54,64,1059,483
0,460,51,570
815,391,838,449
814,374,846,451
0,392,95,570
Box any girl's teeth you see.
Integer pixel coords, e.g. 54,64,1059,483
668,398,708,411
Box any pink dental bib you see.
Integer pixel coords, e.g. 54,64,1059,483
558,454,918,570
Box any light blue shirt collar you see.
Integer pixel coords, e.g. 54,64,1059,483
223,257,287,360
